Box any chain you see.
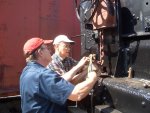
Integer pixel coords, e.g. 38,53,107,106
99,31,105,66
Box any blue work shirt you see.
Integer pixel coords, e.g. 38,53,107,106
20,61,74,113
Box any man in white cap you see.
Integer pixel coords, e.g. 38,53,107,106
47,35,87,84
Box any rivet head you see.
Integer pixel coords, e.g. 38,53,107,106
141,101,146,107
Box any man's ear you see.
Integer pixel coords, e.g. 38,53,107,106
55,44,61,52
37,49,43,57
54,44,58,50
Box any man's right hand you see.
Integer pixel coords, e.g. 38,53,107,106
77,56,89,68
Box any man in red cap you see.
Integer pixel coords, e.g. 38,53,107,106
20,37,98,113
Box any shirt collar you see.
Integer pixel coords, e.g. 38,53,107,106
53,53,65,61
27,61,45,67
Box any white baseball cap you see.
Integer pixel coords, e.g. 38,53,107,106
53,35,75,45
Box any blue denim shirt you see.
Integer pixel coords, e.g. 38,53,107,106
20,61,74,113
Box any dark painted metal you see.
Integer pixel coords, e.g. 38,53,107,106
120,0,150,37
78,0,150,113
103,78,150,113
0,96,21,113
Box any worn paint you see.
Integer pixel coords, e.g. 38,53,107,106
0,0,81,97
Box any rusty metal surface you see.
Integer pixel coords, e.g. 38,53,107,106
0,0,80,97
92,0,116,29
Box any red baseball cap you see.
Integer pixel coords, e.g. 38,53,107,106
23,37,53,55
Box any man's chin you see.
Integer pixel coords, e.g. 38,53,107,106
66,54,70,57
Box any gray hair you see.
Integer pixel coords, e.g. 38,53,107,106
25,51,39,62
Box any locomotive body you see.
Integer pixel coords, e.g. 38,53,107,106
76,0,150,113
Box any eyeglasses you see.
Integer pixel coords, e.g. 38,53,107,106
59,44,71,49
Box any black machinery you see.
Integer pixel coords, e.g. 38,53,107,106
72,0,150,113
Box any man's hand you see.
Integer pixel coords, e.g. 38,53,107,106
77,56,89,68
